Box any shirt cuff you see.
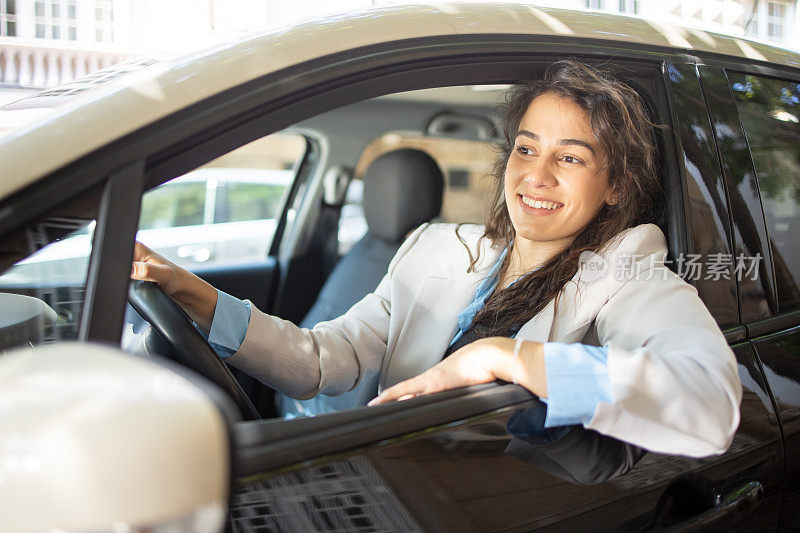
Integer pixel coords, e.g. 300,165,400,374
208,290,251,359
542,342,612,428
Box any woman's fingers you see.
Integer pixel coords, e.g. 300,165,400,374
369,371,435,405
131,241,175,290
368,381,420,405
133,241,158,263
130,241,218,330
131,260,171,285
369,364,463,405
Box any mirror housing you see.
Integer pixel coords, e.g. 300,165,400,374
0,342,233,533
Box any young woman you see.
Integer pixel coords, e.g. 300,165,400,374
132,60,742,458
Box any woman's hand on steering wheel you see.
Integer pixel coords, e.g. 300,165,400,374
129,243,261,419
131,242,218,331
131,242,180,294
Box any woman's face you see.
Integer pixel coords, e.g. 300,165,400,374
504,92,616,252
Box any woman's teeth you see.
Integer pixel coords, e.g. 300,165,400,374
521,196,562,210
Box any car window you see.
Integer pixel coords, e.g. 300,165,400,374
218,181,287,224
730,73,800,313
138,181,207,230
0,193,100,351
338,134,495,254
137,133,305,269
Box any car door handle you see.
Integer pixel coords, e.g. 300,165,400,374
653,480,764,532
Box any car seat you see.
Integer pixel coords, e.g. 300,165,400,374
278,148,445,418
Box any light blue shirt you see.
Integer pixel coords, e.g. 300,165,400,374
446,247,611,428
208,250,613,428
207,290,251,359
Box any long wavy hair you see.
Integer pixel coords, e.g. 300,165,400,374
463,59,662,336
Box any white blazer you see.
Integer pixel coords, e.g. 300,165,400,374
229,223,742,458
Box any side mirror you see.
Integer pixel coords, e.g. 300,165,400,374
0,342,235,533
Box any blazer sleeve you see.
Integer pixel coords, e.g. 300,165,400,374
225,224,430,400
585,225,743,458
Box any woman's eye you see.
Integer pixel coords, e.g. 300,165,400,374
562,155,583,165
516,145,533,156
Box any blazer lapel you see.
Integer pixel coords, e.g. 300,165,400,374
381,275,477,387
515,297,557,343
382,248,501,388
515,269,608,343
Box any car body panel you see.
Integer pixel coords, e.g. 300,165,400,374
2,3,800,199
752,328,800,530
228,342,783,531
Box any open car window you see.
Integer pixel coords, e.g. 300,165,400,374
137,133,306,270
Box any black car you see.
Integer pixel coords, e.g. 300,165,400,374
1,4,799,531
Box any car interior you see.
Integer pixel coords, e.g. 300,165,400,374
0,60,683,424
139,84,509,419
127,65,681,421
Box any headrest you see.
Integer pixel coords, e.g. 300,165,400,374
362,148,444,243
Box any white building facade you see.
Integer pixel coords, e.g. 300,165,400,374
0,0,132,102
579,0,799,49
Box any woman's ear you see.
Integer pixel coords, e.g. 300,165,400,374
605,188,619,206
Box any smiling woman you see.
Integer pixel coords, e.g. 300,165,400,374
131,60,741,458
450,60,661,343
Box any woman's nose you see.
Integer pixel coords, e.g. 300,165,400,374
523,158,558,188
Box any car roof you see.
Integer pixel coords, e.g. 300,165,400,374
1,2,798,201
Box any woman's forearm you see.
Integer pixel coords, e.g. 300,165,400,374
489,338,548,398
370,336,549,404
168,269,219,332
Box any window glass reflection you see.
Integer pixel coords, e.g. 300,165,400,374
731,73,800,312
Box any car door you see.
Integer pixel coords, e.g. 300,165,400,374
710,65,800,530
117,48,782,532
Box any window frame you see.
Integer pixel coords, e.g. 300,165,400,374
747,0,794,44
79,160,143,343
0,0,17,37
33,0,77,41
0,36,720,461
699,65,777,326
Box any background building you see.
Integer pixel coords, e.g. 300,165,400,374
580,0,798,49
0,0,131,103
0,0,797,105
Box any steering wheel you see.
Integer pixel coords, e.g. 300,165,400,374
128,280,261,420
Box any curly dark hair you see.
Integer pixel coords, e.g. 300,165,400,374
462,59,662,336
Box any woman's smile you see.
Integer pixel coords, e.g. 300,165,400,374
517,194,564,215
